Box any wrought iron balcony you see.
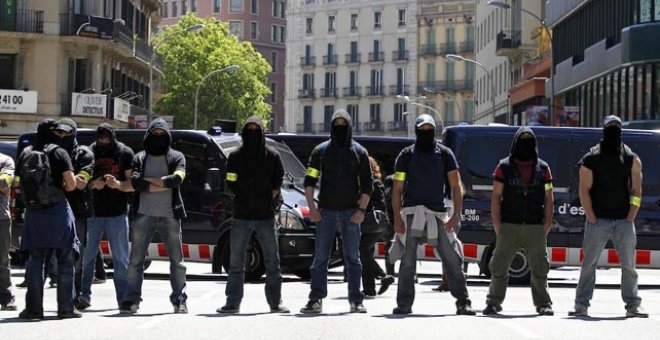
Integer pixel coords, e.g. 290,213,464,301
368,52,384,62
319,88,338,98
322,54,338,65
1,9,43,33
300,56,316,67
365,86,384,96
342,87,362,97
389,85,410,96
344,53,361,64
392,50,409,61
298,88,315,99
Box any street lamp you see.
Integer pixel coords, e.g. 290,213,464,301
446,54,496,124
194,65,240,130
423,86,465,122
487,0,554,126
397,94,442,131
149,23,205,122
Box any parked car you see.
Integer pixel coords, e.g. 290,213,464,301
622,120,660,131
16,128,342,281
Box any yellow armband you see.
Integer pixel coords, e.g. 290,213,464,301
630,196,641,207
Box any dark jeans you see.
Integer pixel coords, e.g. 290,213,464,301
360,232,386,295
25,247,76,314
0,219,12,304
123,215,186,306
309,209,363,304
225,219,282,307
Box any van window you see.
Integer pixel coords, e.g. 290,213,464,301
267,140,306,186
459,136,510,185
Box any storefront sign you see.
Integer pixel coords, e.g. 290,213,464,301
0,89,38,113
113,97,130,123
71,93,107,117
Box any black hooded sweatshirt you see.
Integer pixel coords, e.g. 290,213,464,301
303,109,373,210
226,116,284,220
90,123,135,217
494,127,552,225
130,119,187,219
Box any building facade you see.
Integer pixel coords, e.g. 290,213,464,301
474,0,545,124
0,0,160,134
285,0,418,136
547,0,660,127
417,0,475,126
159,0,287,132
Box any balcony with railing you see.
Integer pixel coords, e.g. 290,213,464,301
300,56,316,68
319,88,338,98
392,50,409,62
389,85,410,96
419,44,437,57
460,41,474,54
362,121,382,132
368,52,384,63
342,87,362,97
298,88,315,99
418,80,473,93
365,86,384,96
437,43,458,55
387,120,408,132
496,30,522,57
0,9,44,33
344,53,361,64
322,54,338,66
135,38,152,63
317,122,331,133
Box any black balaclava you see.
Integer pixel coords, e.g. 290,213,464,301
241,115,266,157
329,109,352,149
415,128,436,152
602,124,622,153
34,119,58,151
513,134,536,161
94,123,117,156
54,118,78,154
143,118,171,156
332,124,348,148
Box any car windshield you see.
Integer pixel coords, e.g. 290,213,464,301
212,136,306,187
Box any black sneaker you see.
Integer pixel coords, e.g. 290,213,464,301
456,299,476,316
75,297,91,311
119,301,139,314
626,306,649,318
174,301,188,314
378,275,395,295
217,304,240,314
349,302,367,313
58,309,83,319
393,306,412,315
1,297,17,311
18,310,44,320
270,304,290,313
483,304,502,315
300,300,322,314
16,281,27,288
92,277,106,284
536,305,554,316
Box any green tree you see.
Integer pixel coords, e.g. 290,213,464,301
154,14,272,129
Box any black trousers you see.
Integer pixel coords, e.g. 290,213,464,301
359,232,386,295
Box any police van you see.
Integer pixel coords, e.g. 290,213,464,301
16,128,343,281
443,125,660,283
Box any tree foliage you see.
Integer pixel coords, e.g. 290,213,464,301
154,14,272,129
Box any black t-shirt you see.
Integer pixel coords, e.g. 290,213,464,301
579,143,635,219
66,145,94,219
395,142,459,211
16,145,73,191
91,141,135,217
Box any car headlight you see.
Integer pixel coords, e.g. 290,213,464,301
278,209,306,231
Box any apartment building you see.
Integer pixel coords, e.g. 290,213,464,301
417,0,475,126
547,0,660,126
0,0,160,134
159,0,287,131
474,0,544,124
285,0,418,136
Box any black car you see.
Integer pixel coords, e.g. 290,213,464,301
16,128,343,281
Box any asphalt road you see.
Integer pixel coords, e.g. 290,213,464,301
2,260,660,340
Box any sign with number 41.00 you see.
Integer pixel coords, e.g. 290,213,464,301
0,90,38,114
